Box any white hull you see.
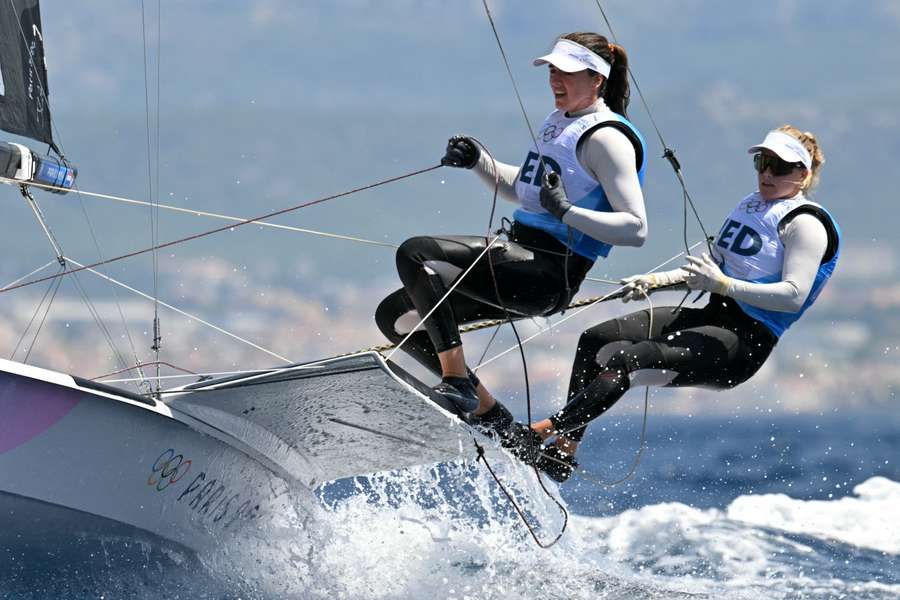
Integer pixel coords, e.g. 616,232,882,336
0,359,305,557
0,352,487,557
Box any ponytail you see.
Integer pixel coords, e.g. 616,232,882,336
603,43,631,117
777,124,825,193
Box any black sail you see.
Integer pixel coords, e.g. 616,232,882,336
0,0,53,146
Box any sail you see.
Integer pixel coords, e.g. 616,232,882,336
0,0,53,146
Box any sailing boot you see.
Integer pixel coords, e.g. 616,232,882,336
498,422,544,466
432,375,480,414
468,400,514,437
535,445,578,483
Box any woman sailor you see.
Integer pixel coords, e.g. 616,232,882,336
517,125,840,482
375,32,648,422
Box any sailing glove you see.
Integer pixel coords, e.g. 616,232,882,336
539,171,572,221
441,135,479,169
683,253,732,296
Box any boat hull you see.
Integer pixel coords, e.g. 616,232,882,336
0,365,308,558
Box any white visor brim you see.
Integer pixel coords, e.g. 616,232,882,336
533,39,611,78
747,131,812,170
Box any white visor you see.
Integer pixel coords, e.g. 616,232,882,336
533,39,611,78
747,131,811,170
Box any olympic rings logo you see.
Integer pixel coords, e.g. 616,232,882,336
148,448,192,492
542,124,562,142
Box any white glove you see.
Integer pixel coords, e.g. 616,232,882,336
683,253,732,296
620,269,685,302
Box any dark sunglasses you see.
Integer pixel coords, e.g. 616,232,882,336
753,153,804,176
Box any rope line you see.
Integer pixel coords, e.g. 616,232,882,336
384,234,501,362
10,265,63,360
0,164,441,295
20,183,398,248
68,270,139,388
474,443,567,548
91,360,197,381
592,0,713,255
141,0,164,391
473,240,705,371
22,272,63,363
64,257,292,364
476,0,572,548
1,260,57,290
8,0,148,383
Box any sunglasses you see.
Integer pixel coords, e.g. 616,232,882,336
753,153,805,176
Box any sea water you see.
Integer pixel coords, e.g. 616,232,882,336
3,413,898,599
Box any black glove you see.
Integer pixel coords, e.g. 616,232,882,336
539,171,572,220
441,135,479,169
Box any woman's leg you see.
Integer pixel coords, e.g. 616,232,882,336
530,306,733,471
375,287,507,415
395,236,565,361
391,234,570,411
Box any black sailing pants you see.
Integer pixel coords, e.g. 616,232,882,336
375,222,593,377
552,295,778,441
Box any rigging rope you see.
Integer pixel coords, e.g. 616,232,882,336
0,164,441,295
8,0,149,387
13,187,144,387
14,183,398,248
384,234,501,362
10,264,64,361
592,0,713,256
22,271,63,363
141,0,164,393
1,260,57,290
63,257,292,364
477,0,569,548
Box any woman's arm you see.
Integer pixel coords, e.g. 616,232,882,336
562,127,647,246
472,147,521,203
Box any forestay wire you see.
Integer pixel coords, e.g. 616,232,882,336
7,0,149,389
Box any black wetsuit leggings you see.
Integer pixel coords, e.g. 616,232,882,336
552,295,778,441
375,222,594,377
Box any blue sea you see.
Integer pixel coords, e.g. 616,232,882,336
4,412,899,599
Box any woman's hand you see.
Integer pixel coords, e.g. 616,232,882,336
441,136,479,169
539,171,572,220
683,254,732,296
620,269,686,302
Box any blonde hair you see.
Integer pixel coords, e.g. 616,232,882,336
776,124,824,193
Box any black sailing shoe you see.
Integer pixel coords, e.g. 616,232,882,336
468,400,514,437
535,445,578,483
432,375,480,414
499,422,544,466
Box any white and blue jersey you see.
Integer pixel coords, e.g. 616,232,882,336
714,192,840,337
512,109,646,261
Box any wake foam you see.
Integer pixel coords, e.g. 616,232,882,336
726,476,900,554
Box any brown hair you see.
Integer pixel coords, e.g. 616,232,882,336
560,32,630,117
777,124,825,192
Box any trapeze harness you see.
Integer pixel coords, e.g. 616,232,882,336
550,193,841,442
375,109,646,376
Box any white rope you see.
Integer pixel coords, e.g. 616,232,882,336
473,240,705,371
1,261,58,291
0,177,397,249
385,235,501,362
99,368,292,384
64,257,292,364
